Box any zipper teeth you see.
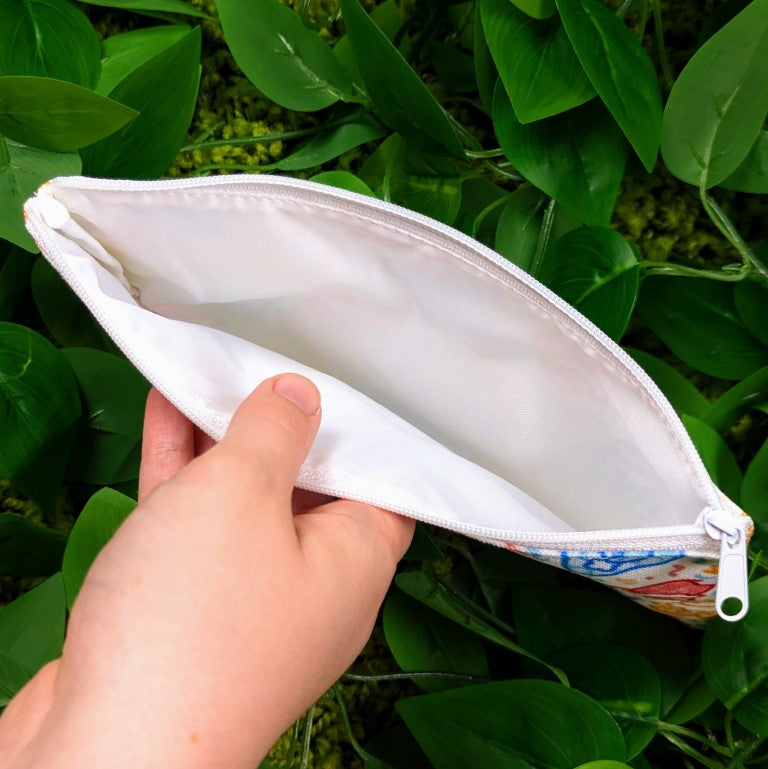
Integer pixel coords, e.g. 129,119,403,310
37,175,722,515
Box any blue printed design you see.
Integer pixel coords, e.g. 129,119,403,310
558,550,686,576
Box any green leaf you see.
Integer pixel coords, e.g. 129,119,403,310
62,348,150,485
62,488,136,609
509,0,555,19
660,0,768,188
395,571,567,684
664,675,717,725
742,437,768,528
31,258,114,349
625,348,709,418
637,277,768,379
473,1,497,113
78,0,210,18
97,24,191,95
537,226,639,341
703,576,768,736
494,187,547,272
573,763,634,769
0,245,33,318
480,0,594,123
384,589,490,692
0,75,137,152
217,0,355,112
548,644,660,758
82,27,200,178
721,130,768,193
735,277,768,347
0,513,67,577
274,115,386,171
556,0,661,172
703,366,768,433
310,170,374,196
403,523,443,560
454,177,506,245
512,585,690,714
680,415,742,503
0,574,66,680
0,653,29,706
339,0,464,156
493,86,626,225
0,0,101,87
432,45,477,95
0,139,81,252
397,679,626,769
0,323,81,510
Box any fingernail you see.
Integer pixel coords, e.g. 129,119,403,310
273,375,321,415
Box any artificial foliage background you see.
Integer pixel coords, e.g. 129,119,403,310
1,0,768,767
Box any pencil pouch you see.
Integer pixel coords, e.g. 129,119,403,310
24,175,752,625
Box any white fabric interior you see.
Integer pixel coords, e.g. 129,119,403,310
35,179,714,536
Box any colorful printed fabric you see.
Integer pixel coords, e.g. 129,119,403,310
505,544,719,626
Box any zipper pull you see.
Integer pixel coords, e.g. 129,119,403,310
703,509,749,622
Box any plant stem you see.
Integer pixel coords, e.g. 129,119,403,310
615,714,731,757
700,187,768,281
465,147,505,159
471,192,513,238
0,134,9,170
661,732,725,769
726,712,737,754
615,0,634,18
298,705,315,769
649,0,674,89
438,539,496,610
482,160,523,181
640,260,750,282
343,670,492,683
726,735,765,769
530,197,556,277
331,685,381,765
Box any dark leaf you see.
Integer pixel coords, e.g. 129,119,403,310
0,0,101,87
742,437,768,530
481,0,594,123
0,75,137,152
509,0,555,19
493,86,626,225
0,322,81,510
0,513,66,577
537,226,639,341
82,27,200,178
473,1,497,113
494,186,547,272
637,277,768,379
703,366,768,433
721,130,768,194
735,277,768,347
0,245,33,319
556,0,661,171
660,0,768,188
78,0,210,18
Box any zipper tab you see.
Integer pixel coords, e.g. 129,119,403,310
703,509,749,621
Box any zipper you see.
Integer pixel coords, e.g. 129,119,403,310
27,177,752,621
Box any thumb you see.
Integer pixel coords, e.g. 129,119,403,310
215,374,322,501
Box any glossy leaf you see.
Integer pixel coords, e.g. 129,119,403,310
573,763,633,769
309,170,373,196
703,366,768,433
62,348,150,485
493,86,626,225
0,76,137,153
494,187,547,272
31,258,113,348
548,644,660,758
721,130,768,194
0,513,67,577
97,24,191,95
62,488,136,608
537,226,639,341
638,277,768,379
703,576,768,736
0,574,66,681
339,0,463,156
681,415,741,502
454,177,506,244
398,679,626,769
0,0,101,87
0,139,80,252
0,654,28,707
217,0,355,112
481,0,594,123
556,0,661,171
274,115,386,171
396,571,567,683
512,585,689,714
735,277,768,347
82,27,200,178
664,675,717,725
473,1,497,113
0,246,33,319
383,589,490,692
742,437,768,527
402,523,443,561
510,0,555,19
660,0,768,188
78,0,210,17
0,323,81,510
626,348,709,418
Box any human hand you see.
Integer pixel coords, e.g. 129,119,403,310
1,374,414,769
